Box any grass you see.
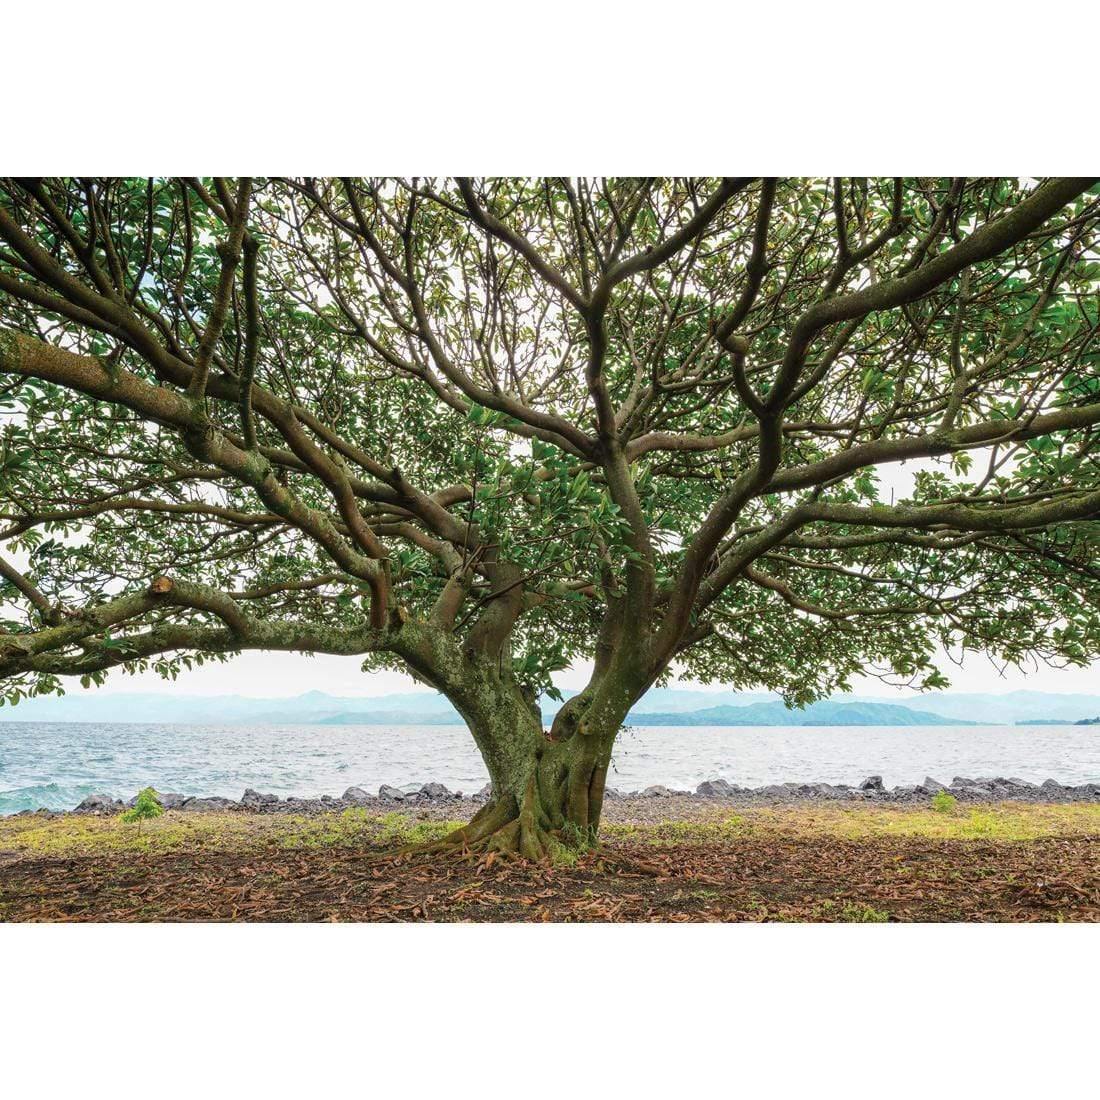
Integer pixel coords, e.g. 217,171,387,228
0,802,1095,861
602,802,1100,845
0,807,465,858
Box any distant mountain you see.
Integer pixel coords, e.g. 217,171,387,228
317,710,463,725
876,690,1100,725
2,685,1098,727
630,700,970,727
0,689,459,725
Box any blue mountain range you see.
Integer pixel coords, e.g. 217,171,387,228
3,686,1100,727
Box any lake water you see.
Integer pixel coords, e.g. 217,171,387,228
1,721,1098,814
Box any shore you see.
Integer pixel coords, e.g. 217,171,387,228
6,771,1098,821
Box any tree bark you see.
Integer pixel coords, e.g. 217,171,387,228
433,678,618,859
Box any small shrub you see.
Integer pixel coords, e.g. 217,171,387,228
121,787,164,823
931,789,958,813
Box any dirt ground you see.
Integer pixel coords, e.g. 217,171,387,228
1,803,1097,922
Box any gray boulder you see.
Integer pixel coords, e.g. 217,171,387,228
859,775,884,791
757,784,793,798
951,777,976,788
641,784,673,798
179,796,236,812
342,786,374,804
74,793,118,814
472,783,493,802
603,788,622,800
697,778,739,797
378,784,405,801
418,782,453,801
959,786,993,801
240,788,278,807
1040,779,1064,793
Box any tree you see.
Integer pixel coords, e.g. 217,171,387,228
1,177,1098,857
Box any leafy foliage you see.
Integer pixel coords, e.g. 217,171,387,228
0,177,1097,720
120,787,164,823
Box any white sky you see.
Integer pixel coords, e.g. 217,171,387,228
84,647,1100,700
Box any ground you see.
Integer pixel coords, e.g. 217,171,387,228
1,802,1097,922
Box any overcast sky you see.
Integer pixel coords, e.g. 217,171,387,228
79,648,1100,700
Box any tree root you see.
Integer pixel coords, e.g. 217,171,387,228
402,777,580,863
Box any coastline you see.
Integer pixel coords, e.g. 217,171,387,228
6,772,1098,819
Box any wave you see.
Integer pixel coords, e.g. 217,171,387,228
0,783,98,814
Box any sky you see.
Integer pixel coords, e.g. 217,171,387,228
80,647,1100,700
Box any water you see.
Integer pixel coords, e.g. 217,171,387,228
1,721,1097,813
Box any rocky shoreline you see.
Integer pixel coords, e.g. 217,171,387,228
6,773,1099,819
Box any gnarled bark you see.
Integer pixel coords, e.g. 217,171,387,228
429,678,619,859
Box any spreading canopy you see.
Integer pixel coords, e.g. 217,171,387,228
2,177,1099,718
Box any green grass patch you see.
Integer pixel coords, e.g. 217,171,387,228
0,807,465,859
601,803,1099,846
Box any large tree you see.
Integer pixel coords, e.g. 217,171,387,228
1,177,1098,856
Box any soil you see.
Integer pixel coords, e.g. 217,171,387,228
2,807,1097,922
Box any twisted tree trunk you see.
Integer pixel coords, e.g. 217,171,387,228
434,679,619,859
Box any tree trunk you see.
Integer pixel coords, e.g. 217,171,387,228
434,680,618,860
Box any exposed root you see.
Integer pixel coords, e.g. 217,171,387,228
402,776,590,863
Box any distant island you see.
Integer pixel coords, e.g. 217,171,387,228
4,687,1100,728
628,700,970,727
1017,716,1100,726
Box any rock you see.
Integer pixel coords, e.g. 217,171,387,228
756,784,792,798
697,778,739,797
951,777,976,788
378,785,405,801
922,777,946,793
859,775,884,791
125,789,188,809
959,786,993,801
641,785,673,798
241,788,278,807
418,782,452,801
179,796,236,812
74,793,118,813
342,786,374,804
1040,779,1064,792
1006,777,1038,789
603,788,622,800
472,783,493,802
